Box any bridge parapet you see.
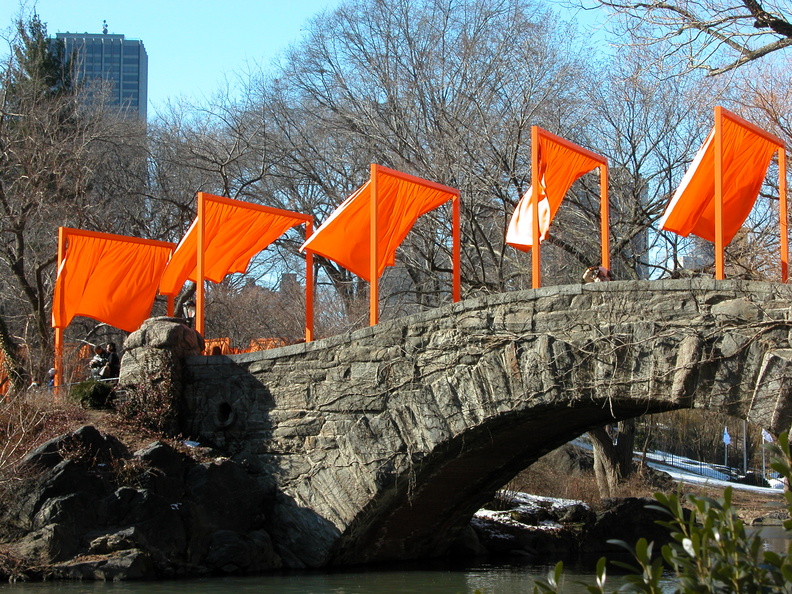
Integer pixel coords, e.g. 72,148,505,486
176,279,792,566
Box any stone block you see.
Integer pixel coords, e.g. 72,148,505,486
711,298,761,323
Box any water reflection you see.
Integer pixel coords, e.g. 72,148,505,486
750,524,789,554
0,561,674,593
0,529,785,593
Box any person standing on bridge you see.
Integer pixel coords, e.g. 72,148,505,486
582,266,612,283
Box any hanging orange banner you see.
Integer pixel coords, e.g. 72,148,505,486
52,228,174,332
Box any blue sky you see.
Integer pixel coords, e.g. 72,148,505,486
1,1,341,115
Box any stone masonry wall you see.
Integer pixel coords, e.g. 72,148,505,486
180,279,792,567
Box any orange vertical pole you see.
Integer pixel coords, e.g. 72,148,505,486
780,147,788,283
452,194,461,302
305,220,314,342
600,164,610,271
54,227,65,390
166,295,174,318
196,193,206,335
369,164,379,326
714,107,725,280
531,127,541,288
54,327,63,392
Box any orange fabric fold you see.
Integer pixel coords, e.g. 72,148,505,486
506,135,602,251
52,230,174,332
159,196,306,297
300,167,457,282
659,118,779,244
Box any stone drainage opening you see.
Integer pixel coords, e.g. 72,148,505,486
215,402,236,429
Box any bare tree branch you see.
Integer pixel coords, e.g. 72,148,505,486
584,0,792,74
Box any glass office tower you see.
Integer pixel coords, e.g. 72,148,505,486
55,31,148,120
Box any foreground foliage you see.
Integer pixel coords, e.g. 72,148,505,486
533,433,792,593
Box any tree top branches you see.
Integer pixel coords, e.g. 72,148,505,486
586,0,792,75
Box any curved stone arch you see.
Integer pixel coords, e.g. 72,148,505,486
175,279,792,566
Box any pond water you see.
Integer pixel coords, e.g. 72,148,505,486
0,559,675,593
0,522,784,592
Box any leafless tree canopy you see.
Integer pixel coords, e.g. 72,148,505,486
1,0,788,387
583,0,792,75
0,15,148,384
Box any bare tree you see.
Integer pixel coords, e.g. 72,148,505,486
730,59,791,145
582,0,792,75
256,0,591,321
572,47,724,280
0,15,146,385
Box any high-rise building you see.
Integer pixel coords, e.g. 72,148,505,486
55,26,148,120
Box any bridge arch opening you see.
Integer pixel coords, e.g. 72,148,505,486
328,405,778,565
507,409,777,507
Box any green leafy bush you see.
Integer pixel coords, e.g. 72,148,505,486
532,433,792,593
69,379,113,409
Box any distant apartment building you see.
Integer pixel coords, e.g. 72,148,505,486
55,26,148,120
682,235,715,272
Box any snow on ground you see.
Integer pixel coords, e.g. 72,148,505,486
470,510,539,538
471,448,785,544
506,491,589,510
643,450,732,481
472,492,590,535
646,459,782,493
571,438,784,494
472,444,785,546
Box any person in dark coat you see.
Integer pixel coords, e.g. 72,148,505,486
105,342,121,379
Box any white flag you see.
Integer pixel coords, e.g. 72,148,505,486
723,427,731,446
762,429,774,443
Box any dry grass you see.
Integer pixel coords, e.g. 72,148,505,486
0,388,89,481
684,481,786,524
507,452,605,507
0,384,210,485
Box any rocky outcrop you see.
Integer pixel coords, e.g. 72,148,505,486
0,426,281,581
118,317,204,433
471,494,674,564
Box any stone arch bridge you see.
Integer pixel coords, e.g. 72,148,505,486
130,279,792,568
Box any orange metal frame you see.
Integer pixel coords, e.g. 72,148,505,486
53,227,175,389
713,107,788,282
368,164,461,325
530,127,609,289
185,193,315,342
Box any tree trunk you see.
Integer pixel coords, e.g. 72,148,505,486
616,418,636,478
589,418,636,498
589,426,621,498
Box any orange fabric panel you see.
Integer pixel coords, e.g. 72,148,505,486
301,168,457,281
247,337,287,352
203,337,231,355
159,196,305,296
506,135,603,251
52,231,174,332
660,118,779,244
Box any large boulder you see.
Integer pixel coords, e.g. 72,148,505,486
580,497,673,561
470,494,673,564
118,318,204,435
123,317,204,359
20,425,129,471
0,426,281,581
